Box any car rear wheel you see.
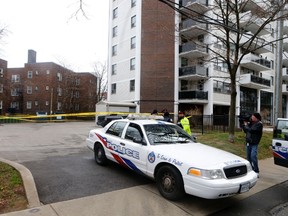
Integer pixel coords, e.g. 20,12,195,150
156,165,185,200
94,144,107,165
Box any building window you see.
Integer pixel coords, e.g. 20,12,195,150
57,87,62,96
76,78,80,85
75,91,80,98
0,68,3,77
130,58,136,70
28,71,33,78
112,45,117,56
57,72,62,81
35,86,39,91
46,70,50,75
131,36,136,49
46,86,49,91
46,101,49,106
0,101,2,109
112,26,118,37
27,86,33,94
57,102,62,110
75,104,80,111
0,84,3,93
112,64,117,75
11,89,19,96
213,81,231,94
11,74,20,82
27,101,32,109
11,102,19,109
111,83,116,94
131,0,136,7
35,101,38,106
113,7,118,19
130,80,135,92
131,15,136,28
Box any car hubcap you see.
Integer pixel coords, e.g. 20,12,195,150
162,173,174,192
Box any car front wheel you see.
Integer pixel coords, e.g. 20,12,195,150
94,144,107,165
156,165,185,200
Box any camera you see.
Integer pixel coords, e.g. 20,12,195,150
238,113,251,128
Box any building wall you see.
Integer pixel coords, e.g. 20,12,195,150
0,59,8,115
3,61,97,115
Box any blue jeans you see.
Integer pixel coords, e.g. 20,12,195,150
246,144,259,173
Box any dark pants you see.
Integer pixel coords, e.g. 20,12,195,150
246,144,259,173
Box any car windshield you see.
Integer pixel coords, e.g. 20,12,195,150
144,124,193,145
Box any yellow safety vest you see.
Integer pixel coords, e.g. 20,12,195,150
180,117,192,136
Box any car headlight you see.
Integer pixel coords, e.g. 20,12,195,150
188,168,224,179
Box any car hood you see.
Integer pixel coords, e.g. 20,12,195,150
150,142,247,169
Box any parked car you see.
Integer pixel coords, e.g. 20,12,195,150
272,118,288,168
96,115,124,127
86,116,258,200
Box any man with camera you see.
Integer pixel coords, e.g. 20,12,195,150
242,113,263,177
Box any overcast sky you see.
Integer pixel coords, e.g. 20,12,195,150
0,0,109,72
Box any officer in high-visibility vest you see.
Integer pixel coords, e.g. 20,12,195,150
177,111,192,136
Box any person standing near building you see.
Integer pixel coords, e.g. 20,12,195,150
242,112,263,176
177,111,192,136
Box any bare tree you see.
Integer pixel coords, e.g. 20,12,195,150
159,0,288,142
92,62,107,103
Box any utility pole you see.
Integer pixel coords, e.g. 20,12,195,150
274,6,284,125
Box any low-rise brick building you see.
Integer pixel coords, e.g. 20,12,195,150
1,50,97,115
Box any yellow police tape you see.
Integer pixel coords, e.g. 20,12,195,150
0,112,186,123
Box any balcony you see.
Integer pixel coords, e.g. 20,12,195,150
283,52,288,67
283,68,288,81
179,65,209,80
240,32,272,54
179,42,208,59
180,19,208,38
283,36,288,52
240,53,271,71
282,84,288,95
237,11,271,36
179,90,208,103
180,0,209,16
240,0,268,15
239,74,270,89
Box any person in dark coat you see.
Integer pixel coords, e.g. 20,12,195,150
242,112,263,176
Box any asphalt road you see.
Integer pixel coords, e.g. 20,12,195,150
1,121,288,215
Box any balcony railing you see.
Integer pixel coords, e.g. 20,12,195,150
179,90,208,100
252,58,271,68
251,75,270,87
180,42,207,54
179,65,208,77
181,19,207,30
181,0,208,7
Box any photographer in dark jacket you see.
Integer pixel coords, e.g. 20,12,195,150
242,113,263,176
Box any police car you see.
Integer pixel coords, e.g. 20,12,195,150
86,115,258,200
272,118,288,168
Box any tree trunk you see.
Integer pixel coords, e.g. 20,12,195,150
228,73,237,143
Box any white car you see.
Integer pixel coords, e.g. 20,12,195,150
86,118,258,200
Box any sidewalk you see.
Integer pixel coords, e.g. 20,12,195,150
1,157,288,216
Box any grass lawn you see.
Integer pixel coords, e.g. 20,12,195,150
196,130,273,160
0,162,28,214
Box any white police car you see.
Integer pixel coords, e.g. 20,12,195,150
86,116,258,200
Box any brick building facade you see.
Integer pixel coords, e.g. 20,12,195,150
0,50,97,115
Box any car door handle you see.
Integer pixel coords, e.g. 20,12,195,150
276,142,282,147
120,142,125,146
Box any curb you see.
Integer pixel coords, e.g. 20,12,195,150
0,158,41,208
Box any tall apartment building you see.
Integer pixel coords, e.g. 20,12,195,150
1,50,97,115
108,0,287,123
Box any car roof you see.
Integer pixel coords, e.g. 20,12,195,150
114,118,172,126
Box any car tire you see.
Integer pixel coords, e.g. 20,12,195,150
94,144,107,165
156,165,185,200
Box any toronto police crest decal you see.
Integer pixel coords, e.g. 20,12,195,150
148,151,156,163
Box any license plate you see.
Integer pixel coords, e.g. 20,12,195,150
239,182,250,193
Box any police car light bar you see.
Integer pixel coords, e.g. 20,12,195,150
127,113,164,120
